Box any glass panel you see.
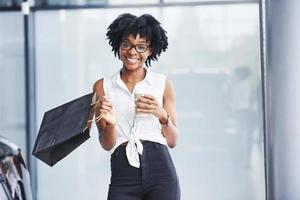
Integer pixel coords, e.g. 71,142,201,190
0,0,21,8
109,0,158,4
35,0,107,6
35,4,265,200
161,5,265,199
35,0,158,6
0,12,26,158
164,0,252,2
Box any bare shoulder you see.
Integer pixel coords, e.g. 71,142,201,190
164,78,176,100
165,78,174,88
93,78,104,96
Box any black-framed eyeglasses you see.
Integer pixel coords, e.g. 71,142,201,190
120,41,149,53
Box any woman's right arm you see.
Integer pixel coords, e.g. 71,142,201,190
93,79,117,151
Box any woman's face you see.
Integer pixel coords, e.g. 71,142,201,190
119,34,152,71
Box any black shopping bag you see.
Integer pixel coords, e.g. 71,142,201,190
32,93,100,167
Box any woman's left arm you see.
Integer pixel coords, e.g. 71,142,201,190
135,78,179,148
159,78,179,148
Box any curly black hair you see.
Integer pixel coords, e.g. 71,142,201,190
106,13,168,67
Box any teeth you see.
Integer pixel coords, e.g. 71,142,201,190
127,57,138,63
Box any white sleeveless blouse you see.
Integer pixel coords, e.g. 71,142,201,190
103,68,167,168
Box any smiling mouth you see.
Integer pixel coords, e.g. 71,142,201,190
125,56,140,63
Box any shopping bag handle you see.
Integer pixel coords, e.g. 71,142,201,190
83,93,103,132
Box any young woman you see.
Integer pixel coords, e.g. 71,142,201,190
93,13,180,200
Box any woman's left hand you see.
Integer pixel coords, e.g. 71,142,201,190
135,94,167,119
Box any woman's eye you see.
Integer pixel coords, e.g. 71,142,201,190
137,45,146,51
122,43,131,49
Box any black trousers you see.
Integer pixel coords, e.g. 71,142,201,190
108,141,181,200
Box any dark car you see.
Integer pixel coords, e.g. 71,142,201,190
0,136,32,200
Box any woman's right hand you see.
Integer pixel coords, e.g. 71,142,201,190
97,96,117,127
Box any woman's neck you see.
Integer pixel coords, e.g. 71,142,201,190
120,67,146,84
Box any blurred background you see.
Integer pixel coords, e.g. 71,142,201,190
0,0,267,199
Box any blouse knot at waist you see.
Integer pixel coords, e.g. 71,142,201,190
125,133,143,168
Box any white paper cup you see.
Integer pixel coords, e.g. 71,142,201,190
134,93,147,116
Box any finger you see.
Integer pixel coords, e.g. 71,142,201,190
136,103,156,110
143,94,155,100
139,95,153,101
135,102,148,109
146,104,156,110
99,109,110,118
102,101,113,107
99,98,113,108
100,109,107,113
101,104,112,111
137,97,156,105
